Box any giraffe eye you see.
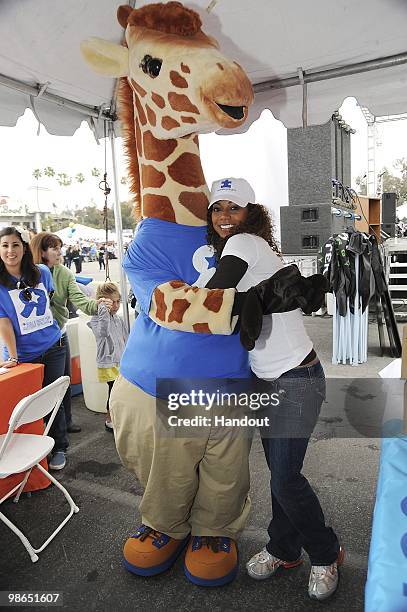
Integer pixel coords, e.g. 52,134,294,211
140,55,162,78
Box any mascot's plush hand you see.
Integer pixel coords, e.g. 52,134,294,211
295,274,330,315
239,265,329,350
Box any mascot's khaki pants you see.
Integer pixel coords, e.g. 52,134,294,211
110,374,252,540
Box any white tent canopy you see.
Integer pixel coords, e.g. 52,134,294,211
55,224,116,245
1,0,406,136
1,0,406,331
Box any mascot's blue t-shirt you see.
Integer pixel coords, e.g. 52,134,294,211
0,264,61,362
121,218,249,397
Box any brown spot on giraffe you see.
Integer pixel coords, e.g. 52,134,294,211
143,131,177,162
130,79,147,98
162,116,181,131
168,299,191,323
181,63,190,73
151,92,166,109
184,286,199,293
181,116,197,124
203,289,225,313
135,118,143,157
179,192,208,220
193,135,199,146
134,94,147,127
168,153,206,188
145,104,157,126
168,92,200,114
169,280,185,289
153,288,167,321
193,323,211,333
141,164,166,188
216,62,224,71
170,70,188,88
143,194,176,223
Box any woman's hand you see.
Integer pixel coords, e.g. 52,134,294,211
0,359,18,369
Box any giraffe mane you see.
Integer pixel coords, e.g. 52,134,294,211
117,77,141,219
119,2,202,37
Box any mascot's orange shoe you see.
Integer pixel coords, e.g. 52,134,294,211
184,536,238,586
123,524,189,576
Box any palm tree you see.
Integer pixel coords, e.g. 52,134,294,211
44,166,55,178
57,173,72,187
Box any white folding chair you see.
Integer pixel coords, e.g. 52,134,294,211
0,376,79,562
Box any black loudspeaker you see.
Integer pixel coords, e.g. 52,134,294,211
382,192,397,224
280,203,355,255
382,223,396,238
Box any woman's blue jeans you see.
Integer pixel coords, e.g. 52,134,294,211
257,360,340,566
31,338,68,453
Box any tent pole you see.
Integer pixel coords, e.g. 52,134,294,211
108,122,130,333
1,51,407,121
254,51,407,93
0,72,110,120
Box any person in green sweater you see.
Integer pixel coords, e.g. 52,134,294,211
31,233,112,436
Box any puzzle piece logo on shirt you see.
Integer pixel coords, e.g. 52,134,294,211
8,283,53,335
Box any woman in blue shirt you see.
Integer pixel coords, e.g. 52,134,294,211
0,226,68,471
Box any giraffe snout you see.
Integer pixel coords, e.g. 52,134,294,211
201,63,253,129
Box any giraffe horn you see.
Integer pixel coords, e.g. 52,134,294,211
117,5,133,29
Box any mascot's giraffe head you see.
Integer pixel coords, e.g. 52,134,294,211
81,2,253,225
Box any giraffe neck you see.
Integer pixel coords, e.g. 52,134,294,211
133,96,209,226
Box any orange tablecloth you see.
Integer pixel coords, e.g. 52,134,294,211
0,363,51,498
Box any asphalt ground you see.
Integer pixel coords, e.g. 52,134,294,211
0,406,377,612
1,258,399,611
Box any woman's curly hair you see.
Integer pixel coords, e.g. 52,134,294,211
207,203,281,261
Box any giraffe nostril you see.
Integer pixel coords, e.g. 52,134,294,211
216,62,224,71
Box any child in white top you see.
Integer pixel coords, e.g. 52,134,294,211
88,282,128,431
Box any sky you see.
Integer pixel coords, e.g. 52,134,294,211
1,97,407,228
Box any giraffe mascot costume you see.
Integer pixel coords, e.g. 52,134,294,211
81,1,294,586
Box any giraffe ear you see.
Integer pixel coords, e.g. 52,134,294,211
80,38,129,77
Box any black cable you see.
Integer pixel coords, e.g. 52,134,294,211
98,120,111,281
347,187,378,237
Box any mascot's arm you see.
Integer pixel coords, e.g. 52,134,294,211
150,281,237,335
149,256,248,334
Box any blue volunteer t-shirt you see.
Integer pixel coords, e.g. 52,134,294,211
0,264,61,361
121,217,249,397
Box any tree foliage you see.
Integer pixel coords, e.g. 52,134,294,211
382,159,407,205
56,172,72,187
44,166,55,177
73,202,137,230
355,158,407,205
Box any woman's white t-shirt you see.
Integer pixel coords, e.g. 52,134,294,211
221,233,313,379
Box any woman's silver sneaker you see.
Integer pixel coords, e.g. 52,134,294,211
246,547,303,580
308,547,345,600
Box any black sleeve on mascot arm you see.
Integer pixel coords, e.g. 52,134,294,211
239,265,303,351
206,255,248,289
205,255,249,316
